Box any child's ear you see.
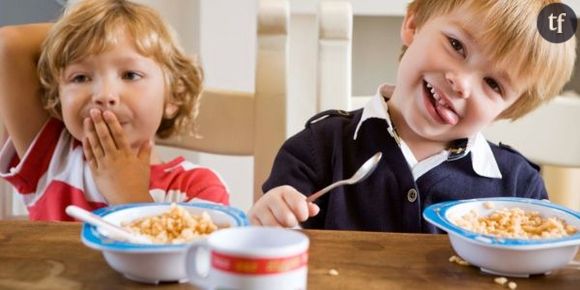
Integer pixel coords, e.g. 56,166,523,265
401,11,417,46
164,102,179,119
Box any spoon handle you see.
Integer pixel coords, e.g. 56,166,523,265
306,180,348,203
65,205,151,243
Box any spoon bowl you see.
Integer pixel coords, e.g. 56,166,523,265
306,152,382,203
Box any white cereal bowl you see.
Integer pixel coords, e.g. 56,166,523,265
81,202,249,284
423,197,580,277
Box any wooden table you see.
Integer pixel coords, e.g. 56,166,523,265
0,221,578,289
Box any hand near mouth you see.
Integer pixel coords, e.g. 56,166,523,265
82,109,152,204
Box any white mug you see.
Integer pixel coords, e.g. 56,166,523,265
185,226,309,290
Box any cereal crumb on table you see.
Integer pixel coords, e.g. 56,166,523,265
493,277,508,285
448,255,470,266
493,277,517,289
328,269,339,276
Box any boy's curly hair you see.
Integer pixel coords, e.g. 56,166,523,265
402,0,576,120
37,0,203,138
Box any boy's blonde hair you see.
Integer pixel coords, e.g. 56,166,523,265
38,0,203,138
404,0,576,120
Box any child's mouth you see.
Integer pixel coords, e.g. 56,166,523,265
423,80,459,125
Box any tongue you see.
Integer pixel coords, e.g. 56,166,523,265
435,103,459,125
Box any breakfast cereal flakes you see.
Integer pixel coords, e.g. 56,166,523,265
452,206,577,239
123,203,218,244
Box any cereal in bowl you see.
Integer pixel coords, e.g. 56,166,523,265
452,207,577,239
123,203,218,244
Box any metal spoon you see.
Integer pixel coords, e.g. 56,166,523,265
306,152,383,203
65,205,152,244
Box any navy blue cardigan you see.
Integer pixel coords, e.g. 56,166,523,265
263,109,548,233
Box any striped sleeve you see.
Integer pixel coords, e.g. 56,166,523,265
149,157,230,205
0,118,64,193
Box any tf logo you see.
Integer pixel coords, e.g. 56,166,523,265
537,3,577,43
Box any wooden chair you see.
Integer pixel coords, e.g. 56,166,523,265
157,0,289,204
0,126,11,219
317,1,352,111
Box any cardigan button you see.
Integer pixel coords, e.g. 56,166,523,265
407,188,418,203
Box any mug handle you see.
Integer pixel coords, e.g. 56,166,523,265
185,240,213,289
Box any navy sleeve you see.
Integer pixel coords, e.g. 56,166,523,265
262,127,327,198
522,168,549,200
263,123,339,229
491,142,549,200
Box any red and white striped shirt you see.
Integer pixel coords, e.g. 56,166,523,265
0,118,229,221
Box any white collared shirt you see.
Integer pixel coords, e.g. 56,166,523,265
353,85,503,181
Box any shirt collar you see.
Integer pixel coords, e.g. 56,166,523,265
353,87,391,140
471,132,502,178
353,84,502,179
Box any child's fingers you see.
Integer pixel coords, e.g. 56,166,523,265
137,140,152,161
85,117,104,160
248,200,277,226
249,186,306,227
248,202,267,225
251,208,282,227
90,109,117,153
102,110,130,152
82,136,98,169
269,195,301,227
281,189,310,222
308,202,320,217
249,215,262,226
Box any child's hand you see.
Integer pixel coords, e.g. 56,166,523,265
248,185,320,227
82,109,152,204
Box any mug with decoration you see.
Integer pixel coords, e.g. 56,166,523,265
186,226,309,290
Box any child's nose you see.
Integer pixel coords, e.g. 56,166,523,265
92,84,119,107
445,72,471,99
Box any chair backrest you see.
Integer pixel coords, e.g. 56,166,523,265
483,96,580,168
157,0,289,203
317,1,352,111
483,96,580,210
0,124,9,218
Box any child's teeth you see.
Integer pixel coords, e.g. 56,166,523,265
426,81,455,111
433,92,450,109
427,81,452,109
432,90,439,100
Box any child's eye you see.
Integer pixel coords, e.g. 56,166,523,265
122,71,143,81
71,74,90,83
448,37,465,56
484,77,502,95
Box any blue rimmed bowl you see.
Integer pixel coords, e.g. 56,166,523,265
81,202,249,284
424,197,580,277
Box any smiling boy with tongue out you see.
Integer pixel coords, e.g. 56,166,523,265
249,0,576,232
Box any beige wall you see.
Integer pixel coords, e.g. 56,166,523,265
544,166,580,211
